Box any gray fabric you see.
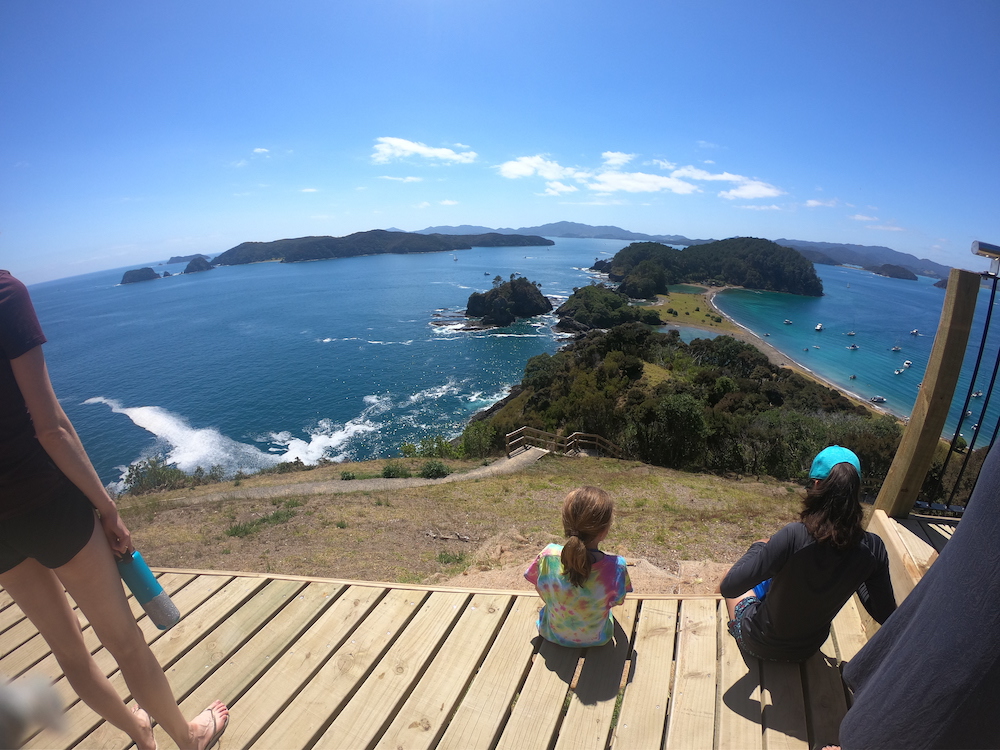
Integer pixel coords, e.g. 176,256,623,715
841,446,1000,749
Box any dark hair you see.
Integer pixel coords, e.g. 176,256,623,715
560,486,614,587
801,462,864,548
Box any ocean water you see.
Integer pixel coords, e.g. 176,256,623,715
714,264,1000,442
28,238,625,485
24,241,998,486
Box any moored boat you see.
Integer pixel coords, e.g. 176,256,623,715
870,395,886,403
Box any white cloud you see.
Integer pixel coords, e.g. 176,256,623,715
587,171,699,194
542,181,579,196
738,204,782,210
867,224,905,232
379,176,423,183
253,148,270,154
703,159,715,165
498,155,589,181
806,199,838,208
372,137,477,164
440,199,458,205
671,166,744,182
697,140,720,149
850,214,878,221
602,151,635,168
651,159,677,170
300,188,318,193
415,201,431,209
231,159,248,168
719,180,784,200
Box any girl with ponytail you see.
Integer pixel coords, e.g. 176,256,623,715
525,487,632,647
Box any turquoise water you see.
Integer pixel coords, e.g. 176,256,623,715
714,265,1000,441
25,242,998,486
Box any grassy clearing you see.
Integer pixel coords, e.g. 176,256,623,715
652,290,740,335
121,454,802,585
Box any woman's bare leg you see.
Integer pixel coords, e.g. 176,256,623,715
0,556,156,750
55,522,227,750
725,591,757,622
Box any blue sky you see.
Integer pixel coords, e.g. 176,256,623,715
2,0,998,284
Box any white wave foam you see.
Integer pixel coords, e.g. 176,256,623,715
408,381,460,403
84,394,389,477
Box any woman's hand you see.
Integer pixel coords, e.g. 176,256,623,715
99,507,133,557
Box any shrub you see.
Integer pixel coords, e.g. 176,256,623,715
382,461,411,479
461,420,497,458
418,460,450,479
123,457,188,495
340,470,356,480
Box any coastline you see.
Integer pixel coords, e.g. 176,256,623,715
693,287,888,417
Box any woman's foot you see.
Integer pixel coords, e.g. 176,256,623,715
187,701,229,750
131,706,157,750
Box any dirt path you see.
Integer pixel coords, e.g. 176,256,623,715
164,446,550,508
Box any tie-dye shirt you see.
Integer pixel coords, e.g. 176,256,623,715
525,543,632,647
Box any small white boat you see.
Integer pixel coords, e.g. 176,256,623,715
894,369,904,375
784,319,793,325
815,323,824,331
910,329,919,335
904,360,912,367
973,390,983,397
847,344,859,350
849,374,857,379
870,395,886,403
891,345,902,352
846,330,856,336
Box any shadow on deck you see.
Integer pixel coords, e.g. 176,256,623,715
1,569,872,750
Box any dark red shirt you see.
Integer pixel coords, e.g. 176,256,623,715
0,270,69,520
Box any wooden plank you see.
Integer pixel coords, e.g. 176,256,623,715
831,596,868,664
224,585,386,749
0,598,25,635
0,589,13,610
436,596,541,750
716,599,761,750
375,593,513,750
311,591,470,749
664,599,717,750
556,600,638,750
86,579,307,749
760,661,807,750
802,635,847,750
867,510,924,604
24,575,264,750
613,600,678,750
249,588,427,749
494,638,580,750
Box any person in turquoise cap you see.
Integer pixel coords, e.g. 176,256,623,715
719,445,897,662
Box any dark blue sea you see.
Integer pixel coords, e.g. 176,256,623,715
25,241,998,486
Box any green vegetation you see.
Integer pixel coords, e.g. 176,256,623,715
466,274,552,327
124,457,226,495
592,237,823,298
555,284,661,328
341,470,356,480
418,460,451,479
382,461,412,479
225,503,300,538
465,322,901,491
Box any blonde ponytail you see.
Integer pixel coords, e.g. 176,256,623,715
560,487,614,587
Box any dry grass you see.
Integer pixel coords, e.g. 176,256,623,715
652,288,741,334
120,454,802,586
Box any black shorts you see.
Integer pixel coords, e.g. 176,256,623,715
0,484,96,574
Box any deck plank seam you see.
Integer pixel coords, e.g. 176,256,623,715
287,589,436,750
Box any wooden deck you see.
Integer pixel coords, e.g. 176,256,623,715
1,570,872,750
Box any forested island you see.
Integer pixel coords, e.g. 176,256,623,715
213,230,553,266
592,237,824,298
554,284,661,332
865,263,918,280
466,275,552,327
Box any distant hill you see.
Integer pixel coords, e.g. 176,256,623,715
416,221,716,246
866,263,918,281
775,239,950,279
415,223,952,280
166,253,211,264
213,230,554,266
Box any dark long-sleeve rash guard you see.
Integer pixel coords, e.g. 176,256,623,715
720,522,896,662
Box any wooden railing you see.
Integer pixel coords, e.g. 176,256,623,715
505,426,623,459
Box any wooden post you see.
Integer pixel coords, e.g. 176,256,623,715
873,269,982,519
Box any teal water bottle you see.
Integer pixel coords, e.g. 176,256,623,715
116,550,180,630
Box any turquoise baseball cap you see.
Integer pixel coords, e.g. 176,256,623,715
809,445,861,479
